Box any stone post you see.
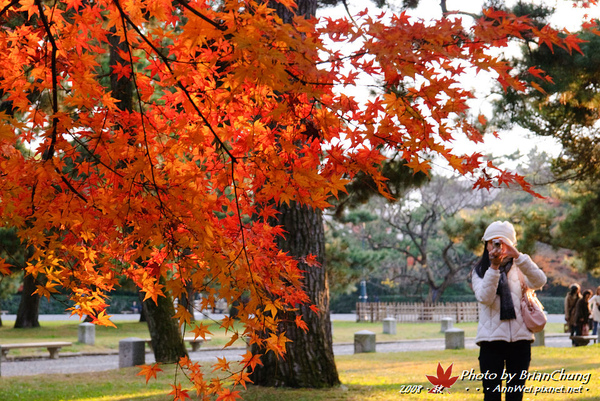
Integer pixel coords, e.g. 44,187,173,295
119,337,146,368
382,317,397,335
354,330,376,353
78,322,96,345
533,330,545,347
440,317,453,333
445,328,464,350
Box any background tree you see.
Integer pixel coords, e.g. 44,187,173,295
0,227,28,327
491,7,600,271
331,176,483,303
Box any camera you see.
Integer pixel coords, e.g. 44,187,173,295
492,239,502,248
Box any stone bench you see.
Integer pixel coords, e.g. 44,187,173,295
570,335,598,346
0,341,72,360
145,336,212,352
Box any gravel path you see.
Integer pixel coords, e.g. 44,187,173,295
0,314,574,377
0,334,573,377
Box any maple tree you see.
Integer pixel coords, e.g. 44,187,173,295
0,0,592,397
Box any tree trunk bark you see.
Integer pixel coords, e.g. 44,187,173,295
14,273,40,328
250,0,339,388
250,203,340,387
178,281,196,322
142,284,188,363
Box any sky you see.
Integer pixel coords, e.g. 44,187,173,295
317,0,600,171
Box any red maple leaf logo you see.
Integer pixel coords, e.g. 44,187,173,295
426,363,459,394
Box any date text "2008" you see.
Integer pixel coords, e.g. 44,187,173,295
399,385,424,394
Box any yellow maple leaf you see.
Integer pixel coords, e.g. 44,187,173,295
92,310,117,328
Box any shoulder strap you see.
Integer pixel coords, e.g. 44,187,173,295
517,269,529,296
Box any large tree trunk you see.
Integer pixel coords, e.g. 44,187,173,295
14,273,40,328
142,286,188,363
251,203,340,387
250,0,339,388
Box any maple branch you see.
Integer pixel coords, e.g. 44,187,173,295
443,10,480,20
36,0,58,161
116,8,168,214
173,0,225,32
111,0,236,165
0,0,19,20
55,167,88,203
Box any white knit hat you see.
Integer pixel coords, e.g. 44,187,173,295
482,221,517,246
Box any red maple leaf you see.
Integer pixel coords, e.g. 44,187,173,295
426,363,459,394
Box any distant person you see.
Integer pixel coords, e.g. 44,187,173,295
575,289,592,338
589,286,600,335
472,221,546,401
564,283,581,339
132,301,139,314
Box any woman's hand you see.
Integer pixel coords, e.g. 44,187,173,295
502,240,520,259
489,245,502,270
487,238,520,270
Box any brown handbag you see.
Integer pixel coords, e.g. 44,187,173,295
519,273,547,333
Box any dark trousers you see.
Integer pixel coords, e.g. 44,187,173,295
479,340,531,401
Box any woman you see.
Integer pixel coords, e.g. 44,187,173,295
575,289,592,337
564,284,581,338
472,221,546,401
588,286,600,335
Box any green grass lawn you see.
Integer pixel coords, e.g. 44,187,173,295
0,345,597,401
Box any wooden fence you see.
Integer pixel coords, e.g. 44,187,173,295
355,302,479,323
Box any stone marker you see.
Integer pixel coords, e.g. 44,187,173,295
440,317,453,333
119,337,146,368
445,328,464,350
533,330,545,347
383,317,397,335
354,330,376,353
78,322,96,345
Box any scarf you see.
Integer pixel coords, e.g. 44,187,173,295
497,258,516,320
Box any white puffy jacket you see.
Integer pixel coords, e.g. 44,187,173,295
472,253,547,345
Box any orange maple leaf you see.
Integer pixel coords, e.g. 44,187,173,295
426,363,459,393
190,323,213,340
137,363,163,383
216,388,242,401
169,383,191,401
212,356,231,372
295,315,309,332
232,370,254,389
240,350,263,372
0,258,12,275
